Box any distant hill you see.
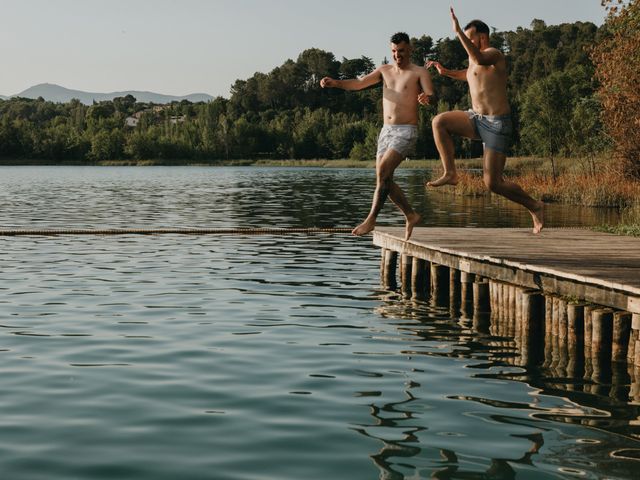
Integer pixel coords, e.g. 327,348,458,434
0,95,7,100
12,83,213,105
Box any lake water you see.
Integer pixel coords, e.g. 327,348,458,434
0,166,637,479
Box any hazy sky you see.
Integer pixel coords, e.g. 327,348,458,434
1,0,607,98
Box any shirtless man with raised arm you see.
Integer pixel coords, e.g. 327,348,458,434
425,8,544,234
320,32,434,241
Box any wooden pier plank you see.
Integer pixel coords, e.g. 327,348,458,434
373,227,640,313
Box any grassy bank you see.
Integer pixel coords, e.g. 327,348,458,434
434,156,639,208
430,155,640,234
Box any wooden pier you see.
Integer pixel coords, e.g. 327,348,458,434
373,227,640,372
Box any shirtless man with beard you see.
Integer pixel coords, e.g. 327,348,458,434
425,8,544,233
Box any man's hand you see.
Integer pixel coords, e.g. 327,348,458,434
320,77,335,88
450,6,461,33
426,60,446,76
417,92,431,106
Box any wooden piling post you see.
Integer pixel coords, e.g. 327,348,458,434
401,254,412,298
630,314,640,366
549,331,561,373
566,305,585,381
590,307,613,387
473,280,490,315
581,306,596,385
583,305,595,359
494,282,505,335
567,303,585,349
591,308,614,361
544,295,554,338
612,311,632,363
551,296,561,338
449,268,461,312
520,291,544,366
411,257,428,301
556,298,569,376
382,250,398,290
514,287,524,338
565,303,585,380
489,281,497,317
631,366,640,404
430,263,450,307
472,277,489,332
507,285,515,334
543,295,554,369
557,298,568,343
460,272,475,319
500,283,508,326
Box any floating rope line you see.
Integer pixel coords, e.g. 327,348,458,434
0,226,597,236
0,227,354,236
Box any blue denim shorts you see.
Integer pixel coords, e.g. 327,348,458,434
376,125,418,159
467,110,512,154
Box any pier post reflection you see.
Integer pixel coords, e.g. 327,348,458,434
371,283,640,479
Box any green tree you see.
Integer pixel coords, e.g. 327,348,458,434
519,66,595,175
411,35,434,65
349,124,378,160
89,129,124,161
125,131,156,159
570,95,610,174
339,56,375,79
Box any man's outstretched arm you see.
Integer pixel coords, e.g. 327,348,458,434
426,60,467,82
320,68,383,91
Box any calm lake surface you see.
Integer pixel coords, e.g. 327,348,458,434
0,166,637,480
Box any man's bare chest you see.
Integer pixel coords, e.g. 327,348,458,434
382,72,419,92
467,64,501,84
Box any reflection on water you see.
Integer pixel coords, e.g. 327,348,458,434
0,166,621,230
374,293,640,479
0,166,635,479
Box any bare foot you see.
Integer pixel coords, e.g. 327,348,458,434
530,201,544,234
404,212,421,241
426,172,459,187
352,218,376,236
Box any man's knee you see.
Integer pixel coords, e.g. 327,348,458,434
377,151,402,180
432,113,447,131
483,173,502,192
377,166,394,184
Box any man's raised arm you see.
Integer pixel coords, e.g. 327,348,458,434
450,7,501,66
320,67,383,91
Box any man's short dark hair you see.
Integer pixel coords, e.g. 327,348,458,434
463,20,490,36
390,32,410,45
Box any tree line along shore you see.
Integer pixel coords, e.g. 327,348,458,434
1,2,638,231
